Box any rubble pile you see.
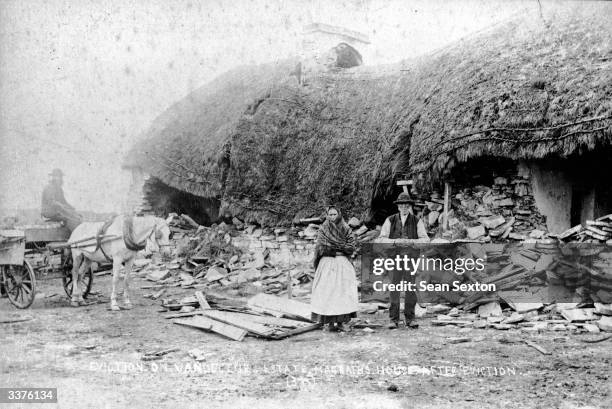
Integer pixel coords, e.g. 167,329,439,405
423,175,548,242
129,211,612,347
558,214,612,244
141,214,335,302
140,212,377,306
429,301,612,336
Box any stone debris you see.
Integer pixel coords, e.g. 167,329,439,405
557,215,612,243
423,174,548,242
132,212,612,346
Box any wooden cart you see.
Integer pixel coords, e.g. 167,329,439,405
1,222,95,308
0,229,36,308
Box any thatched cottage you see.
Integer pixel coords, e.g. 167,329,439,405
404,3,612,235
125,2,611,233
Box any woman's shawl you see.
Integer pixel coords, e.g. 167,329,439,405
313,218,357,269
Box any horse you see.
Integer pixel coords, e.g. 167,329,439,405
68,214,171,310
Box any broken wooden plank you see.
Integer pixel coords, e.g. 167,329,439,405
246,314,308,329
585,229,609,241
559,224,582,240
247,293,313,322
174,316,246,341
195,291,211,310
524,340,551,355
201,310,276,337
269,323,322,340
163,311,205,319
431,320,474,326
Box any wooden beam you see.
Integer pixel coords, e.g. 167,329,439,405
443,181,451,231
247,293,313,322
195,291,211,310
287,271,292,299
270,323,322,340
524,340,551,355
201,310,276,337
174,316,247,341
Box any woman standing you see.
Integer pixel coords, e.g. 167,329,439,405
311,206,359,332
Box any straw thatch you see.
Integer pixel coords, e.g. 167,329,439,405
127,2,612,224
126,57,413,224
404,2,612,180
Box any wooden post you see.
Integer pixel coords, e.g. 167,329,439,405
287,270,292,299
443,182,451,231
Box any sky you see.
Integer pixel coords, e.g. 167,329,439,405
0,0,539,214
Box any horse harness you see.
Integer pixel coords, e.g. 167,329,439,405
94,215,155,262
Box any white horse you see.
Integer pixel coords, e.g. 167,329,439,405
68,214,171,311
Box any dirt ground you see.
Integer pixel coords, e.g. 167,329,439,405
1,273,611,409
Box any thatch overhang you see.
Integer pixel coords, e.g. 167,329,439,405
405,3,612,181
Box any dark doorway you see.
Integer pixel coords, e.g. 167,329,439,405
142,178,220,225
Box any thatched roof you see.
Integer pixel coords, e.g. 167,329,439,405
404,2,612,179
126,59,300,197
126,56,410,224
126,2,612,224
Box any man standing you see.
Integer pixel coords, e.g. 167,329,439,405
41,169,82,232
379,192,429,329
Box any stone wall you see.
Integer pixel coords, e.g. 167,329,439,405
231,232,317,267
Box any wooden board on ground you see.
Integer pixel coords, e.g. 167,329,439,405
174,316,246,341
201,310,276,337
200,309,317,339
247,293,313,322
270,323,321,339
195,291,211,310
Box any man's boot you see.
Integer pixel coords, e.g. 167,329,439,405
387,321,399,329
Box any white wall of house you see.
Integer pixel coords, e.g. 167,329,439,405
525,162,573,234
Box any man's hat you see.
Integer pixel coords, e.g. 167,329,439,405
49,168,64,177
394,192,415,204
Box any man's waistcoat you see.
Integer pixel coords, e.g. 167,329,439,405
388,213,418,239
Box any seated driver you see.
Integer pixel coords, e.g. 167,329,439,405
41,168,82,232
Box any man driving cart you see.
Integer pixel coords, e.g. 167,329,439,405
41,168,82,232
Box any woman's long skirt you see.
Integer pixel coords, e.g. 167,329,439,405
310,255,358,324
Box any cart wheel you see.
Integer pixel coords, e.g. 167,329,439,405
2,261,36,309
62,265,93,299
